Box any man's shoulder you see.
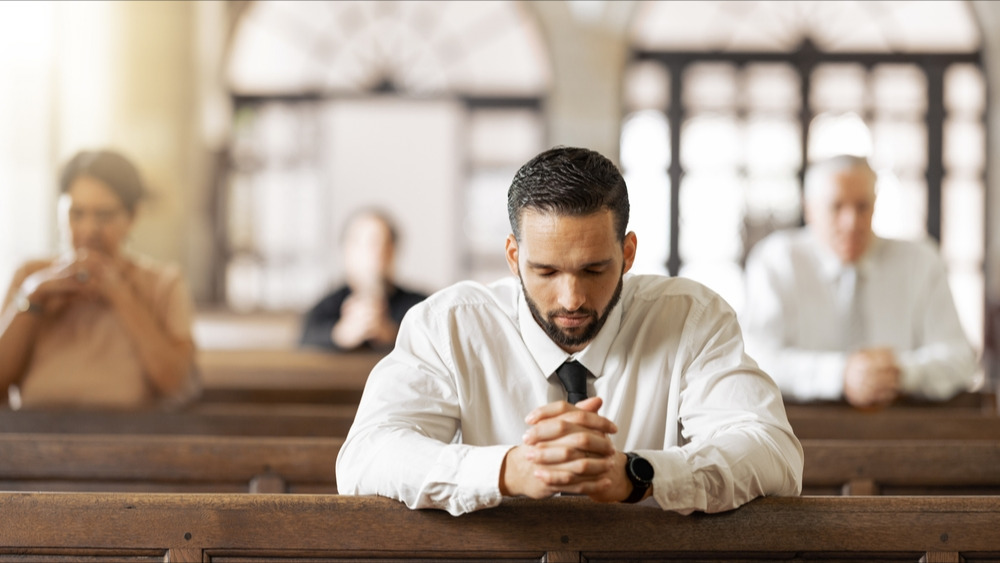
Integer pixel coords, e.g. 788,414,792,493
876,235,940,256
624,274,728,309
417,277,519,318
872,236,946,269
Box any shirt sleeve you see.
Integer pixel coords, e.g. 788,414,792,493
649,291,804,514
335,303,508,516
741,242,847,401
895,247,978,400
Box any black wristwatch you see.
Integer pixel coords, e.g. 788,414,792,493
623,452,654,503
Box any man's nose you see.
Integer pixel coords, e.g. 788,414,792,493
557,275,586,311
837,208,860,230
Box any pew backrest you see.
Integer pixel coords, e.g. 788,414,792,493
0,405,357,437
790,412,1000,440
196,348,382,404
802,439,1000,495
2,493,999,562
0,433,342,493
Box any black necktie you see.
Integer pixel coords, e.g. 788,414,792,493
556,361,590,405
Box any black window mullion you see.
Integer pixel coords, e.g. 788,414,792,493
667,61,684,277
926,62,946,242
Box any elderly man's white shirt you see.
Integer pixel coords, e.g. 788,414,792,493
336,274,803,516
741,228,978,402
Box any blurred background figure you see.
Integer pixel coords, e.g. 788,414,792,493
0,149,198,410
1,1,997,390
300,209,427,352
741,155,978,409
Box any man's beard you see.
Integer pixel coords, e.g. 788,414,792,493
520,272,624,350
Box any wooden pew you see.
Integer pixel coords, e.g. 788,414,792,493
0,434,342,494
3,432,999,499
790,411,1000,440
196,348,382,404
0,404,357,437
784,390,998,416
801,439,1000,495
2,493,999,562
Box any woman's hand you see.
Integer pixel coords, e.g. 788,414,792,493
70,249,132,306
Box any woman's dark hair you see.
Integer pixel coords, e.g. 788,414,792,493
59,149,148,215
507,146,629,242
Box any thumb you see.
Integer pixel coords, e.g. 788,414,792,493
575,396,603,413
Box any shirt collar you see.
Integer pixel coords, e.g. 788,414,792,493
517,284,622,380
809,229,880,281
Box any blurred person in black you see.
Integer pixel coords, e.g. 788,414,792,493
300,208,427,352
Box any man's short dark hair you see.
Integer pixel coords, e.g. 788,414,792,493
507,146,630,242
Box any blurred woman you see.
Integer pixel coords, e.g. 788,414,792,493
0,149,198,409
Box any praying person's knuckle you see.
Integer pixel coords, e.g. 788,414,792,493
554,419,571,434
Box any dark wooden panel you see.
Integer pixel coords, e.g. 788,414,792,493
196,349,379,405
784,391,997,417
801,440,1000,491
790,412,1000,440
1,494,1000,560
0,433,341,492
0,405,357,437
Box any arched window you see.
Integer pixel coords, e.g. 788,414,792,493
219,0,550,310
623,0,985,350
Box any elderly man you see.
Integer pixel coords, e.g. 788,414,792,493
337,146,802,515
741,155,977,408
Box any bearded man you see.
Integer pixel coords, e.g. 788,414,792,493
337,146,803,516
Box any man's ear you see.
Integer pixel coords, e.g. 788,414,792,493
505,234,519,276
623,231,637,273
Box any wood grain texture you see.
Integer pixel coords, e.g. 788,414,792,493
802,440,1000,489
0,433,341,492
790,412,1000,440
1,494,999,561
0,405,357,437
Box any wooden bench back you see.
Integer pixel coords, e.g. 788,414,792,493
790,412,1000,440
802,439,1000,495
2,493,999,562
196,348,381,404
0,433,342,494
0,404,357,437
1,432,998,497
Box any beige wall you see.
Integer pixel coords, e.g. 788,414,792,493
50,1,208,298
86,0,998,324
970,1,1000,307
524,1,635,161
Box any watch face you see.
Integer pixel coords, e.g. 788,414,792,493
629,455,654,483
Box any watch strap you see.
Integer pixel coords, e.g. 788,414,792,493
623,452,652,504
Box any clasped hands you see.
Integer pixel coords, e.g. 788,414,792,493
500,397,634,503
20,250,129,316
332,294,398,349
843,347,901,409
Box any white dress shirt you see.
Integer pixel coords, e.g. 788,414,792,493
741,228,978,402
336,274,803,516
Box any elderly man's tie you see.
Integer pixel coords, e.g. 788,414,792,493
556,361,590,405
839,266,866,350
